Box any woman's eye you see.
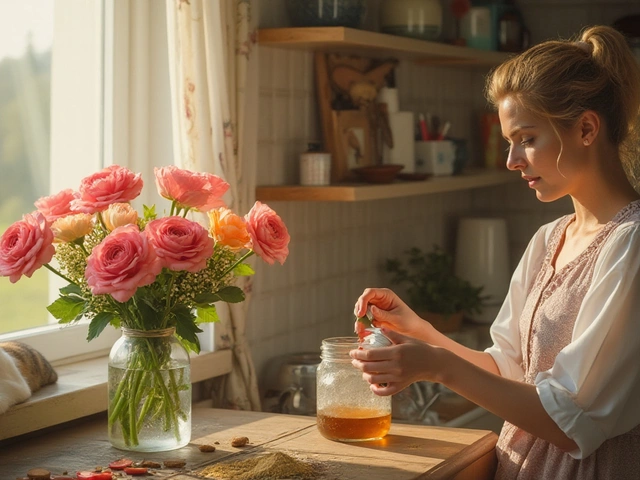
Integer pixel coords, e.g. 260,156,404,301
521,138,533,147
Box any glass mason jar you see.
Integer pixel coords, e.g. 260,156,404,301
108,327,191,452
316,337,392,442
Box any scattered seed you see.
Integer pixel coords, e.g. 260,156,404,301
140,460,161,468
199,444,216,452
231,436,249,447
27,468,51,480
163,459,187,468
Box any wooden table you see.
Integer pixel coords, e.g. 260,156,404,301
2,408,498,479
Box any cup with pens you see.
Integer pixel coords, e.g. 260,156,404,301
415,113,457,176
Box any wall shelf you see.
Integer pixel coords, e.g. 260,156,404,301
256,169,519,202
257,27,511,66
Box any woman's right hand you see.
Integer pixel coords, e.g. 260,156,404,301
353,288,431,341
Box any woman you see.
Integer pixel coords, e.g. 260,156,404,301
351,25,640,479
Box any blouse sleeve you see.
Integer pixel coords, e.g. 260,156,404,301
535,222,640,459
485,221,558,381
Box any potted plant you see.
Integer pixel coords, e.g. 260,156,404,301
384,246,484,332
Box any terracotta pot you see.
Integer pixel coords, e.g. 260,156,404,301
416,310,463,333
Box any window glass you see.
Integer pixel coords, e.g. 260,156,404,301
0,0,54,335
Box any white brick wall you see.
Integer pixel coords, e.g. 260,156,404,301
249,0,637,388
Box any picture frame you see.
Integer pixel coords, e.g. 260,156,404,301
331,109,374,182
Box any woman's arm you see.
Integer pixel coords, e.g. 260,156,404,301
355,292,502,376
350,333,578,452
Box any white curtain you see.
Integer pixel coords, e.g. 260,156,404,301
166,0,261,410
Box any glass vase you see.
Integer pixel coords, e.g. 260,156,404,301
108,327,191,452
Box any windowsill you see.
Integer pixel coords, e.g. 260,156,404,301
0,349,233,441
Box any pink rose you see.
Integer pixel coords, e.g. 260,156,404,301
72,165,143,214
146,216,214,272
85,224,162,302
35,189,78,221
244,201,290,265
0,212,55,283
154,166,229,212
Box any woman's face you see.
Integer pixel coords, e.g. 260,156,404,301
498,96,581,202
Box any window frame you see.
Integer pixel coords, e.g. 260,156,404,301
0,0,219,362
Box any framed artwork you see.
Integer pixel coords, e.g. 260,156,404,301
331,109,373,182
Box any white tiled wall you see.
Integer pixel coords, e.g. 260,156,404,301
247,0,638,389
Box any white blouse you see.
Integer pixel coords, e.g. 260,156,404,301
485,211,640,459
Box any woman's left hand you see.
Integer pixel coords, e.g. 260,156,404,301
349,329,445,396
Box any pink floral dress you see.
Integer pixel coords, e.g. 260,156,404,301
487,201,640,479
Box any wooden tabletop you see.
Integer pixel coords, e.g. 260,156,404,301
2,407,498,479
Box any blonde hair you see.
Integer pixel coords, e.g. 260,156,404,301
485,26,640,184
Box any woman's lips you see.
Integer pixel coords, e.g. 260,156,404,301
523,175,540,187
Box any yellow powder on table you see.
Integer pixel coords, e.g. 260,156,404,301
198,451,319,480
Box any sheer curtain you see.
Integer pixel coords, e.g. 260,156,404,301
165,0,260,410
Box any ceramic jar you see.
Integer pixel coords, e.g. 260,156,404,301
380,0,443,41
285,0,367,28
316,337,391,442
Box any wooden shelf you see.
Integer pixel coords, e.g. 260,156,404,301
258,27,511,66
256,169,519,202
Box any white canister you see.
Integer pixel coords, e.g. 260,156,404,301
454,217,510,324
300,145,331,186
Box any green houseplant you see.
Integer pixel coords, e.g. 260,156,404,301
384,246,484,332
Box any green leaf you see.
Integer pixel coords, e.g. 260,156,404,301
194,292,221,304
196,304,220,324
174,309,203,354
143,204,157,221
213,286,245,303
233,263,255,276
60,284,83,296
87,312,116,341
47,296,86,323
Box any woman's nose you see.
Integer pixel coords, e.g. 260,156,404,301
505,146,526,171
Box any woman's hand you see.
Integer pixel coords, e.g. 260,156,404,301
350,329,446,396
353,288,430,341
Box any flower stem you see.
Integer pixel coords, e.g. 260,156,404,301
220,250,255,278
43,263,78,286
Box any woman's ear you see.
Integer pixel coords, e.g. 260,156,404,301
579,110,600,146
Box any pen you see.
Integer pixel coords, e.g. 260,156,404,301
419,113,430,141
438,121,451,140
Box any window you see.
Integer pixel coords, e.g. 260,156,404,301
0,2,213,362
0,0,120,361
0,1,53,336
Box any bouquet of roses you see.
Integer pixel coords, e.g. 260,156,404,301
0,164,290,449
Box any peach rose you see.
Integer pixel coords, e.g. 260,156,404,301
85,224,162,302
244,201,290,265
154,166,229,212
35,189,78,221
0,212,55,283
103,203,139,232
208,207,251,252
72,165,143,214
52,214,94,243
146,216,214,272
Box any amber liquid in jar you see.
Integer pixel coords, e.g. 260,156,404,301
317,406,391,442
